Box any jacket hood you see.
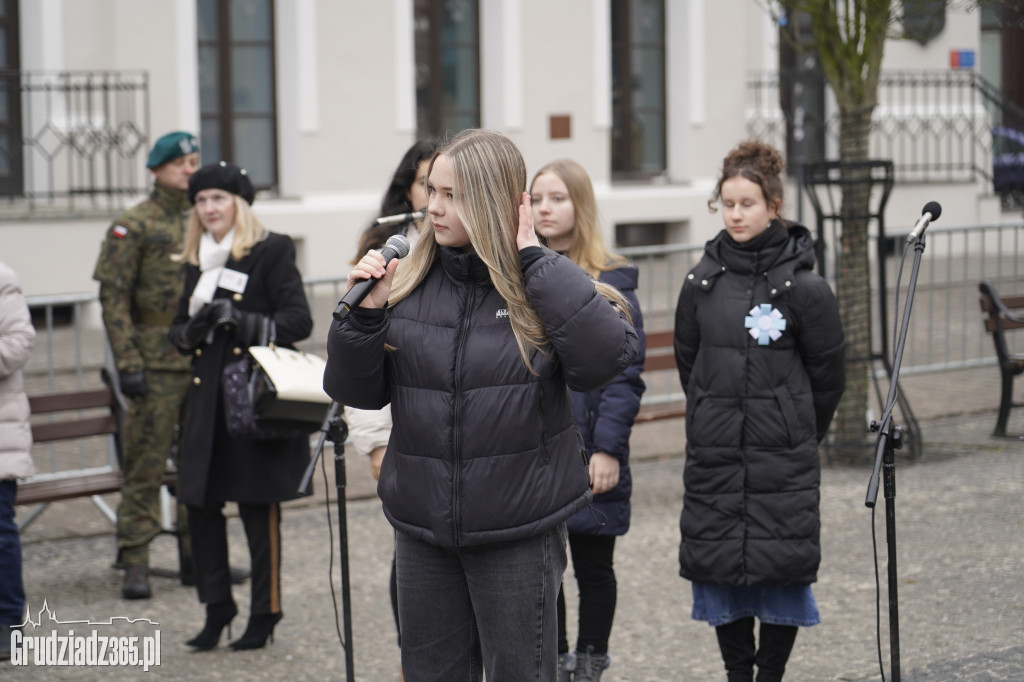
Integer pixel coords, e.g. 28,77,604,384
687,221,818,299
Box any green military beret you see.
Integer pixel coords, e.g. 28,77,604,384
146,131,200,169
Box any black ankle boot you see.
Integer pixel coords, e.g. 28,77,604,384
229,612,283,651
185,602,238,650
122,563,151,600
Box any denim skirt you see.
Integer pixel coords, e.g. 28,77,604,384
691,582,821,627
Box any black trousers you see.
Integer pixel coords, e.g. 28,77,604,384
187,501,282,615
557,533,617,654
715,616,799,682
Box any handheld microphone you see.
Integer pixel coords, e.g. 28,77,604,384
906,201,942,242
373,209,426,226
333,234,411,322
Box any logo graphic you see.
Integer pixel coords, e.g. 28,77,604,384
744,304,787,345
9,600,161,671
495,308,510,319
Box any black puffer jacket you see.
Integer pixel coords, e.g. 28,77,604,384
673,222,845,586
324,246,639,548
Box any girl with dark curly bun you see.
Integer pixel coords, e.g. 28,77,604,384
674,140,847,681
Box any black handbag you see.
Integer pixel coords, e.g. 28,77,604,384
221,318,331,440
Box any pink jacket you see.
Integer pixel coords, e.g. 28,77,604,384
0,260,35,481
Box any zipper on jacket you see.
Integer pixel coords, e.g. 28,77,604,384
451,286,476,546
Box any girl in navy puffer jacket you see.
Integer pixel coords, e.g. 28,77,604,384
531,159,646,682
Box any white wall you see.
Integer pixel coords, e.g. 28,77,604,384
9,0,1003,300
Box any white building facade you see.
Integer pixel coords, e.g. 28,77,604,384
2,0,1014,300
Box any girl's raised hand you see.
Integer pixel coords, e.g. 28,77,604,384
516,192,541,251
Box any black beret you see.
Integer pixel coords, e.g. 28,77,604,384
188,161,256,205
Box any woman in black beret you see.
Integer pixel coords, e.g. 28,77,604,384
170,161,313,651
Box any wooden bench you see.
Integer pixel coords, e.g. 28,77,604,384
979,280,1024,437
16,383,127,515
634,329,687,424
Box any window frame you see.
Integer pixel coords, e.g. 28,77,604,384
0,0,22,196
610,0,667,181
197,0,279,192
414,0,481,141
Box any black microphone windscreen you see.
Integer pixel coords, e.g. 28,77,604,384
923,201,942,221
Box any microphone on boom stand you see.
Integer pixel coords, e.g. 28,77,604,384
906,201,941,243
372,209,426,227
865,200,940,682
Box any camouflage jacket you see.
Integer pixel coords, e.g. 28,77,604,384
92,182,193,373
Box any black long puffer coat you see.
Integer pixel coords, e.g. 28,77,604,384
673,222,845,586
324,246,639,548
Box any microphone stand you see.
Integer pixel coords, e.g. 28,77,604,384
299,401,355,681
865,233,928,682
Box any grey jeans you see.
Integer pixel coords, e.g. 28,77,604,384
395,524,568,682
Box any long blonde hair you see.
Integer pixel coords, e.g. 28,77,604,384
174,195,268,265
530,159,626,279
389,129,628,371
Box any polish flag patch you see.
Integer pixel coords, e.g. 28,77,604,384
112,225,128,238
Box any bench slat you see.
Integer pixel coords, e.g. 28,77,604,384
982,315,1024,333
636,329,686,422
15,471,124,505
15,470,178,506
28,388,116,414
19,384,128,509
31,415,119,443
643,354,678,373
634,402,686,424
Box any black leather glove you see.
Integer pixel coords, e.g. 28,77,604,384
178,300,233,350
212,300,267,346
119,371,148,399
232,307,266,346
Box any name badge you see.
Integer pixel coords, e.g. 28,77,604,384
219,269,249,294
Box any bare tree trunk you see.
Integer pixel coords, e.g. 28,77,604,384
831,105,875,464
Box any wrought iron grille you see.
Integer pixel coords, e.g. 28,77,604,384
747,69,1024,192
0,70,150,216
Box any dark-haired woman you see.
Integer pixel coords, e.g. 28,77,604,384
353,139,437,259
345,140,437,678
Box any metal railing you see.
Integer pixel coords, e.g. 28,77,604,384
26,219,1024,412
747,69,1024,191
17,220,1022,522
0,70,150,216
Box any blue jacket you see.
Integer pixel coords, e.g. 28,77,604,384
324,246,639,548
566,264,646,536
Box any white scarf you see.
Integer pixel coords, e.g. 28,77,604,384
188,227,236,316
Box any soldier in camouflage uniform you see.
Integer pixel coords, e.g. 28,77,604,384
93,132,200,600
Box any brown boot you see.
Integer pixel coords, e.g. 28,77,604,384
122,563,151,600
